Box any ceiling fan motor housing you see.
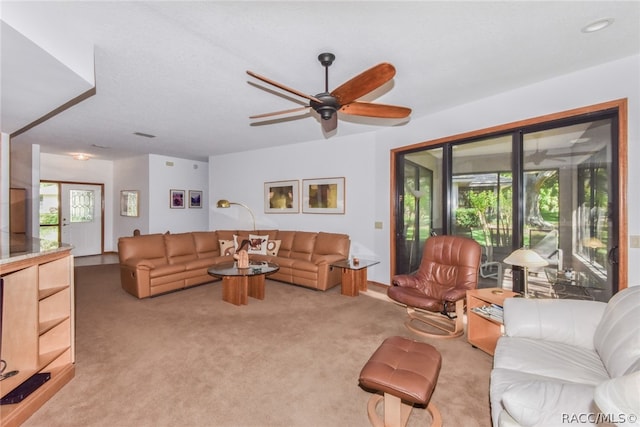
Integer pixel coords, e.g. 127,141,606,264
311,92,340,120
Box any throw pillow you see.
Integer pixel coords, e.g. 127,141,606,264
502,380,596,427
219,240,236,256
247,234,269,255
265,240,281,256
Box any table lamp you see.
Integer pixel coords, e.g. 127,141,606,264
504,248,548,298
216,199,256,230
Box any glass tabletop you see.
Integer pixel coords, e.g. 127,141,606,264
208,261,279,277
330,259,380,271
544,267,602,289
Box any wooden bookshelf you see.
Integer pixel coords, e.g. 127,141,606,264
1,245,74,427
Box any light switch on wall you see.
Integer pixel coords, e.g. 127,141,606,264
374,221,383,229
631,235,640,248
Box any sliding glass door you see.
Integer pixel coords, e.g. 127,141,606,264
396,157,436,274
392,103,623,301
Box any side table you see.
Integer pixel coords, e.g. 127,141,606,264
466,288,518,355
330,259,380,296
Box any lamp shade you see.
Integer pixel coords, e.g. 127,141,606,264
504,248,549,268
583,237,606,249
216,199,231,208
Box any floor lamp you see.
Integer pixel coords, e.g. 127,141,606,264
504,248,548,298
216,199,256,231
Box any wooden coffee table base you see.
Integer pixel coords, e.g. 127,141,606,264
222,275,266,306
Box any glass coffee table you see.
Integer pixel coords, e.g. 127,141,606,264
208,261,279,306
330,258,380,296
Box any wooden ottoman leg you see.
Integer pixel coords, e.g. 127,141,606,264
427,401,442,427
367,393,440,427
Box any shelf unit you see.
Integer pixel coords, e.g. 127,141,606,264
1,249,75,427
466,288,518,356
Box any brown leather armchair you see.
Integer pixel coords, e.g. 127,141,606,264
388,235,482,338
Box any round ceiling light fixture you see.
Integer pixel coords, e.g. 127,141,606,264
581,18,614,33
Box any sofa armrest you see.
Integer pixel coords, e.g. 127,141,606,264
503,297,606,349
312,254,347,266
500,380,597,427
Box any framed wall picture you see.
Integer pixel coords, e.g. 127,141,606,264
264,180,299,213
189,190,202,208
170,189,185,208
120,190,139,217
302,177,345,214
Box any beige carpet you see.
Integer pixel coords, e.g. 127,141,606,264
23,264,494,427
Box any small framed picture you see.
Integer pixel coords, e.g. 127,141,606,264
170,189,185,209
189,190,203,208
264,180,299,213
120,190,139,217
302,177,345,214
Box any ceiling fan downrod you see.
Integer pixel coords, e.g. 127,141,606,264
314,53,338,120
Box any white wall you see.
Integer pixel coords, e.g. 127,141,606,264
148,154,209,234
40,152,115,251
210,54,640,287
113,155,149,241
209,133,380,261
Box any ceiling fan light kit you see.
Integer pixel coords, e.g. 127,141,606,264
247,52,411,132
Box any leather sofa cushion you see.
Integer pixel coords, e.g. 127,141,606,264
501,380,596,427
216,230,237,241
149,263,186,278
118,234,166,265
192,231,220,257
276,231,295,257
290,259,319,273
314,232,349,257
494,337,608,385
290,231,317,261
593,286,640,378
165,233,197,264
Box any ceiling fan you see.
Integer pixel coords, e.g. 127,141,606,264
526,142,597,165
246,53,411,132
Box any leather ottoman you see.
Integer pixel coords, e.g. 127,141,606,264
359,336,442,427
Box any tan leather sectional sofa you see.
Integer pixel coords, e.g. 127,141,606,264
117,229,351,298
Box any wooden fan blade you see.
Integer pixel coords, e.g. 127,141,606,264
331,63,396,105
322,114,338,133
340,102,411,118
249,106,310,119
247,71,322,104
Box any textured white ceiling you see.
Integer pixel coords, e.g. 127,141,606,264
2,1,639,161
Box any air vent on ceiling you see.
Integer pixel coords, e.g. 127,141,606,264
133,132,156,138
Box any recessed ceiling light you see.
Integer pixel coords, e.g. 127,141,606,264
72,153,90,160
581,18,613,33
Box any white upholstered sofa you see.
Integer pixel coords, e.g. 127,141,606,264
490,286,640,427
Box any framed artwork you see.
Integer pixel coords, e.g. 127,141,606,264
302,177,345,214
120,190,139,217
170,189,185,208
264,180,299,213
189,190,202,208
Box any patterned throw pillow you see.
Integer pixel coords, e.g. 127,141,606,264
265,240,281,256
247,234,269,255
219,240,236,256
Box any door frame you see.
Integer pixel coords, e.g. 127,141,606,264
390,98,628,290
40,180,105,255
